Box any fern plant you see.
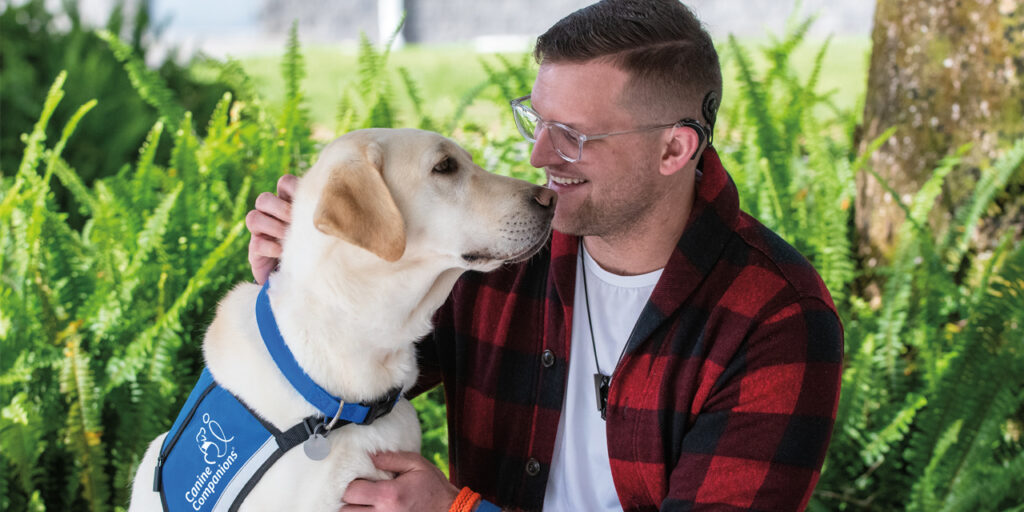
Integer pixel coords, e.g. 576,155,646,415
720,25,1024,511
718,26,858,308
811,128,1024,512
0,27,309,509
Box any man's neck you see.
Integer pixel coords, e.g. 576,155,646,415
582,178,695,276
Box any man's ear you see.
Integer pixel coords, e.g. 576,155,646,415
313,142,406,262
659,125,701,177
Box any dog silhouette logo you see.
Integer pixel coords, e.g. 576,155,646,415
195,413,235,465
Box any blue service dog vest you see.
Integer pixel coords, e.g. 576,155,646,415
153,368,324,512
153,368,401,512
154,282,403,511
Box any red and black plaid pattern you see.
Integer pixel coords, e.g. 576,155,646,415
413,148,843,511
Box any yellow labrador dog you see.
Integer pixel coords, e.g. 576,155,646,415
129,128,555,511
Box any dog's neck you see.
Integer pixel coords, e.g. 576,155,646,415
267,241,463,403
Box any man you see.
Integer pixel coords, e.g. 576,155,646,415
246,1,843,510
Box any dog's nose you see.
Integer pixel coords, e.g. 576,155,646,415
532,186,557,209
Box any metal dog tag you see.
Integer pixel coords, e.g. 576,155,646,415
303,432,330,461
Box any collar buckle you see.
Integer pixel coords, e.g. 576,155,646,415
360,387,403,425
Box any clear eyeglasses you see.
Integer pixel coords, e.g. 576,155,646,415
509,94,685,163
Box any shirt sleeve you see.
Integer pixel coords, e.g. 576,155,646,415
661,296,844,511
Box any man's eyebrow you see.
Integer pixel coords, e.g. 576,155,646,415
533,105,590,133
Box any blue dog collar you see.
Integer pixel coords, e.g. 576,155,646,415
256,281,402,423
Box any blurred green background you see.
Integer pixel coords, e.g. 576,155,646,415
2,1,1022,511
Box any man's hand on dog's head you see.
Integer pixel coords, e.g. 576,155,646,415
340,451,459,512
246,174,297,284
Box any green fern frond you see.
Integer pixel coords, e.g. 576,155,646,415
942,136,1024,267
908,145,968,228
852,126,898,173
45,98,96,176
764,14,815,86
368,88,396,129
60,329,110,512
966,231,1014,315
282,21,306,107
15,71,66,181
478,58,518,105
906,242,1024,509
45,101,98,217
132,120,165,211
380,12,407,62
357,33,382,98
861,394,927,465
446,80,490,134
214,57,259,102
335,91,358,134
728,35,791,210
398,66,434,130
98,30,185,127
940,385,1024,511
206,92,234,142
277,24,312,173
802,34,832,104
911,418,963,511
230,176,253,223
170,112,201,273
942,418,1024,511
90,183,182,339
0,393,46,497
51,156,98,218
106,220,247,390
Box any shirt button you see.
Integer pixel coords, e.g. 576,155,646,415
526,458,541,476
541,350,555,367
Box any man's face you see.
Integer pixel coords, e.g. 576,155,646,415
529,60,672,238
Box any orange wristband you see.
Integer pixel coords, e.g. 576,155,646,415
449,486,482,512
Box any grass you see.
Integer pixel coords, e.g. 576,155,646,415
239,44,525,136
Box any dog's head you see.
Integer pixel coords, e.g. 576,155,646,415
298,128,555,271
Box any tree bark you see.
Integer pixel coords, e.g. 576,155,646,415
856,0,1024,265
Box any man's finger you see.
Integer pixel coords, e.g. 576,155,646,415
248,235,281,284
246,209,289,240
249,234,283,259
277,174,298,203
254,191,293,224
342,478,394,506
370,451,427,474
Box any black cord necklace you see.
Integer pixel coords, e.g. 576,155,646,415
579,240,630,421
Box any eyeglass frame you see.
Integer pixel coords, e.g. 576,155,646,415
509,94,709,163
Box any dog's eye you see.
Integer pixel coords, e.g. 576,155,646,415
432,156,458,175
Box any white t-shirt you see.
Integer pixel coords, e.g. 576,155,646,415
542,244,663,511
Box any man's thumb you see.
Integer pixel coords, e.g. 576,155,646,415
370,450,424,473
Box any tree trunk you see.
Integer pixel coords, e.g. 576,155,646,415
856,0,1024,265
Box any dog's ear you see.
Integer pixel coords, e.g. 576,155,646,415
314,142,406,262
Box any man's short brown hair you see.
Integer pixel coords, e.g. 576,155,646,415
534,0,722,132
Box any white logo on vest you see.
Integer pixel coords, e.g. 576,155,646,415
185,413,239,510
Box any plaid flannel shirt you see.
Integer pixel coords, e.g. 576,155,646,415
414,148,843,511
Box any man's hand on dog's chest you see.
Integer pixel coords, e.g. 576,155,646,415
340,451,459,512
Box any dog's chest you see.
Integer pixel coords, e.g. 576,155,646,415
238,399,421,511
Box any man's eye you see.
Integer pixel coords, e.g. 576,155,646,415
433,156,458,175
558,129,578,145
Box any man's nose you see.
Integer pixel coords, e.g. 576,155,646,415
529,125,564,169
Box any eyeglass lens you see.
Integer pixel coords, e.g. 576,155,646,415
514,105,582,162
